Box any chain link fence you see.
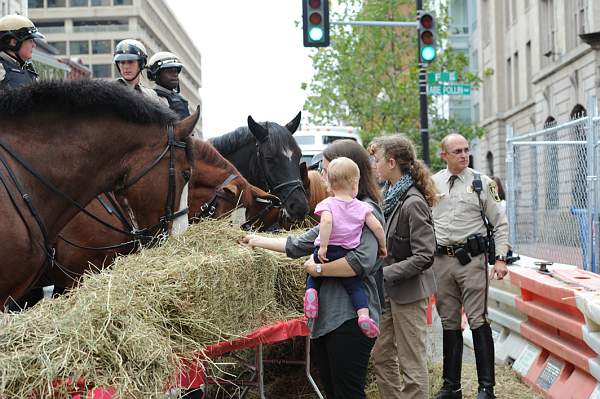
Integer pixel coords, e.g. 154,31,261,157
506,97,600,272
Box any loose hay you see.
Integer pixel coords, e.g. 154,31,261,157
0,220,306,398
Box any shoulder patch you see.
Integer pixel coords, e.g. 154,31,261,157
488,181,501,202
0,63,5,82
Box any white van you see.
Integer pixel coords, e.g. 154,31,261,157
294,126,363,166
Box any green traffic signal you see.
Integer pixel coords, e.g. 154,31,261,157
421,46,436,62
309,27,324,41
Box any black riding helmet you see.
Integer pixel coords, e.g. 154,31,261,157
113,39,148,80
0,15,45,53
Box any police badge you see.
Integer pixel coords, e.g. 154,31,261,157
489,181,501,202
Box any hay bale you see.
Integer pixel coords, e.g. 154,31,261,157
0,220,306,398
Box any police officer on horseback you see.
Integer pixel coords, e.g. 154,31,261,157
0,14,44,91
113,39,159,100
147,51,190,119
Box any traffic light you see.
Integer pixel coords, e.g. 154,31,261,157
418,11,436,62
302,0,330,47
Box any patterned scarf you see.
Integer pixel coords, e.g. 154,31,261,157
383,174,414,219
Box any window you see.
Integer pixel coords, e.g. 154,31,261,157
486,152,494,176
49,41,67,55
323,135,357,145
48,0,66,6
294,136,315,145
92,64,112,78
449,0,468,35
513,51,520,105
544,117,559,209
69,0,88,6
28,0,44,7
511,0,517,22
506,57,512,109
526,42,532,99
482,0,490,43
540,0,556,67
91,0,109,5
92,40,111,54
114,0,132,5
69,40,89,55
571,105,587,208
36,21,65,34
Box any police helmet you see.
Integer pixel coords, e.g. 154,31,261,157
0,15,45,51
147,51,183,81
113,39,148,69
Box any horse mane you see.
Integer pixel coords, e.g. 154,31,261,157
210,122,301,156
0,80,177,125
193,138,238,175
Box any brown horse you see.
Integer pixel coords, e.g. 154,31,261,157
0,80,195,307
48,138,280,290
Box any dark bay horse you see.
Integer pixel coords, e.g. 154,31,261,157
0,80,195,306
210,113,310,223
49,138,280,290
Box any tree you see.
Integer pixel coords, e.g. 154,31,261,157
302,0,483,170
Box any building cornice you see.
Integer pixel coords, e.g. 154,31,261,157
480,98,535,128
532,45,592,85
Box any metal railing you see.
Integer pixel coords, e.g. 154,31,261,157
506,97,599,272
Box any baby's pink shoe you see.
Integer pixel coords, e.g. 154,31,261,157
358,315,380,338
304,288,319,319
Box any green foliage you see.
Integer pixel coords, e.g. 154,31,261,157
303,0,483,170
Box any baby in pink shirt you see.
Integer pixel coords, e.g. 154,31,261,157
307,157,387,338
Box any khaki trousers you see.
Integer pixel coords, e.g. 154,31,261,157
433,253,488,330
371,297,429,399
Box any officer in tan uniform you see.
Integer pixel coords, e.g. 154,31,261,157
113,39,160,100
432,134,508,399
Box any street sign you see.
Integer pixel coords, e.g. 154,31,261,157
428,83,471,96
427,71,458,82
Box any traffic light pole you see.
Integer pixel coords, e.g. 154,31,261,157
416,0,429,165
328,4,430,165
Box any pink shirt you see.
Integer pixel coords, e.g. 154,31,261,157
314,197,373,249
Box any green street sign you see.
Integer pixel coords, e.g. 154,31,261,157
428,83,471,96
427,71,458,83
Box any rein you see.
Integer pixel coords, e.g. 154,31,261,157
0,124,190,285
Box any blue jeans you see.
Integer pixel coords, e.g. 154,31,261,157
308,245,369,311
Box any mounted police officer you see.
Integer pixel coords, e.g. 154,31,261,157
432,133,509,399
147,51,190,119
0,14,44,91
113,39,158,100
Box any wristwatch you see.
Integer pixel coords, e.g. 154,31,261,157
495,255,507,262
315,264,323,275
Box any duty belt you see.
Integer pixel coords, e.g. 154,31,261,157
436,244,468,257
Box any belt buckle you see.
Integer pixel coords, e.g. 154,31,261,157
446,246,455,257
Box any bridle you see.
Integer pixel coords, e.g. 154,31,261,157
251,127,306,216
193,173,240,219
0,124,191,285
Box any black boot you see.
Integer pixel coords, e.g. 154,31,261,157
434,329,463,399
472,324,496,399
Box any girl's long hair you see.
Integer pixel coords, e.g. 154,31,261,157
369,134,438,207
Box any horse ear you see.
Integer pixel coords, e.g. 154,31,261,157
175,106,200,139
247,115,269,142
223,181,240,199
285,111,302,134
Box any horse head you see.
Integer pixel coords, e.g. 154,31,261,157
246,112,310,222
114,107,198,240
188,138,281,230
